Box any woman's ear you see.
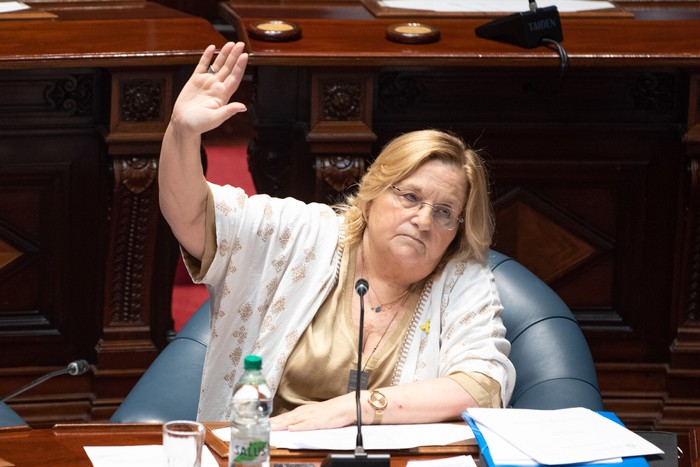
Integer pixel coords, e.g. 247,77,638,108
363,200,373,222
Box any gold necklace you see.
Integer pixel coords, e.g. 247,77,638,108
361,292,410,371
360,246,412,313
367,290,410,313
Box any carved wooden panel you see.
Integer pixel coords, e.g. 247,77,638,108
109,71,172,138
95,70,177,379
372,66,685,360
0,70,100,126
0,133,105,397
308,71,375,141
314,154,365,204
308,71,376,202
152,0,221,20
661,72,700,435
678,73,700,331
0,0,228,427
375,68,682,125
0,67,181,424
0,70,104,369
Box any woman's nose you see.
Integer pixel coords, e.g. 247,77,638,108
412,204,433,229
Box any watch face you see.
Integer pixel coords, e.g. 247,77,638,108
369,391,388,409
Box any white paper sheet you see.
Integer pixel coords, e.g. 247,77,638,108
0,1,30,13
83,444,218,467
378,0,617,13
476,421,622,466
407,455,479,466
474,423,540,466
213,423,474,450
466,408,663,465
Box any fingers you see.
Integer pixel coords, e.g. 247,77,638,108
276,413,328,432
206,42,233,76
270,410,311,431
224,47,249,92
285,420,317,432
269,398,353,432
198,42,248,101
207,42,246,78
195,44,217,75
270,412,294,431
216,101,248,124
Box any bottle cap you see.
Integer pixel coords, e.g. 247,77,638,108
244,355,262,370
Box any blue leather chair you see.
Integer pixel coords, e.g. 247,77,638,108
0,401,27,428
110,250,603,423
489,251,603,410
111,300,210,423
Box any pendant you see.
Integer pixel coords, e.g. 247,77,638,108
374,306,381,313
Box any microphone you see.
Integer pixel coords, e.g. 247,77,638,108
321,279,390,467
1,359,90,402
355,278,369,297
475,0,563,49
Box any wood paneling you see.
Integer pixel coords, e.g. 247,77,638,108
152,0,221,20
0,1,226,426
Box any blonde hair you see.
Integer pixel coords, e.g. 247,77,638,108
337,129,494,265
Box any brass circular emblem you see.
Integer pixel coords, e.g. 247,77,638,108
386,22,440,44
247,20,302,42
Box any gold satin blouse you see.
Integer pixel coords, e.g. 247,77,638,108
272,243,502,415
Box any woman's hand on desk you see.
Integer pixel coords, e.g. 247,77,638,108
269,379,479,431
270,392,356,431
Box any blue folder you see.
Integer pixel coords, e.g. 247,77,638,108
461,411,649,467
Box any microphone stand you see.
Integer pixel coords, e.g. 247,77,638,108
1,360,90,402
322,279,390,467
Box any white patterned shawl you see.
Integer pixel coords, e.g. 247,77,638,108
192,183,515,422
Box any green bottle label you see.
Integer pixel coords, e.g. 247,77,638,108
233,440,268,463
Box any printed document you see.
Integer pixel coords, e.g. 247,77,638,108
378,0,617,13
214,423,474,450
465,407,663,465
0,2,30,13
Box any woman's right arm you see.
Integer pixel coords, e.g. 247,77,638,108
158,42,249,260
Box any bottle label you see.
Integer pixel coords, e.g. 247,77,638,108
231,440,268,464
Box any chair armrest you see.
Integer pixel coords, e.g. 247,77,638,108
110,301,211,423
489,250,603,410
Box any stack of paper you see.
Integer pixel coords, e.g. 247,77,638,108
214,423,475,450
379,0,617,13
463,407,663,467
83,445,219,467
0,2,30,13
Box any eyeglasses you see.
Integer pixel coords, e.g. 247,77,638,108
390,185,464,230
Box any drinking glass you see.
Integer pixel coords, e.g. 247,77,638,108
163,420,205,467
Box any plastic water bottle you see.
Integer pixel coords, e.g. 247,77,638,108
229,355,272,467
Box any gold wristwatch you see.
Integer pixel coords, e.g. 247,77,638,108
368,390,388,425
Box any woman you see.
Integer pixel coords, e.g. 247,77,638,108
159,42,515,430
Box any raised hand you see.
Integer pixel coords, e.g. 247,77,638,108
170,41,249,137
158,42,249,261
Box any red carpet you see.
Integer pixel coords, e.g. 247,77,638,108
171,144,256,331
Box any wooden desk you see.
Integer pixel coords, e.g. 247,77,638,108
692,427,699,467
0,1,226,426
219,0,700,440
0,423,477,466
